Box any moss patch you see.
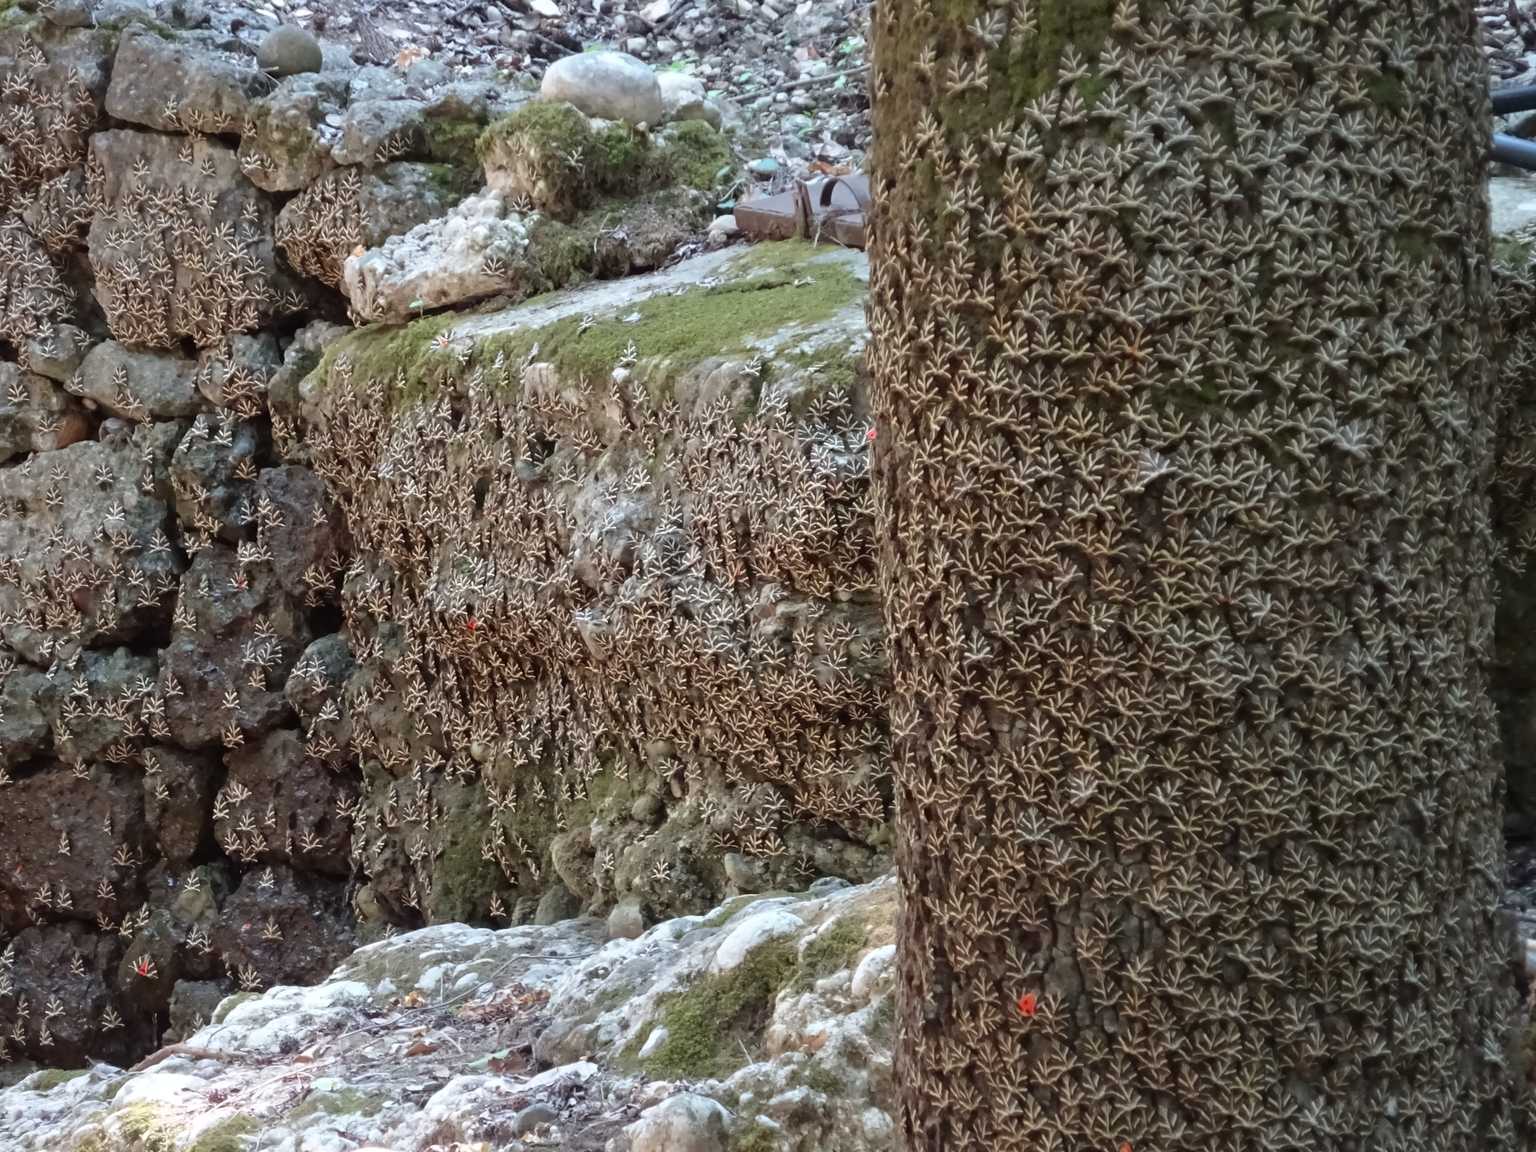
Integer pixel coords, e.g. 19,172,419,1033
27,1067,88,1092
317,311,462,407
428,781,512,923
635,938,797,1079
188,1115,258,1152
288,1087,386,1120
115,1102,258,1151
423,116,487,176
793,917,867,990
731,1125,782,1152
478,252,864,393
211,991,260,1025
1495,236,1535,269
867,992,896,1043
1366,71,1406,113
661,121,736,193
591,121,664,191
1394,226,1436,262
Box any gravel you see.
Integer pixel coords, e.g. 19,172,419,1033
128,0,872,190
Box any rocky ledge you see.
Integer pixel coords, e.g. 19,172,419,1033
0,874,897,1152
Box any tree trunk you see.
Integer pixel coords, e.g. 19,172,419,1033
867,1,1523,1149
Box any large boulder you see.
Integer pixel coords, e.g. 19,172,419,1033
0,362,90,463
0,422,185,656
0,761,148,934
71,341,203,421
276,164,466,290
658,72,720,128
342,189,531,322
298,244,885,931
540,51,663,126
104,28,266,134
87,130,285,349
237,71,349,192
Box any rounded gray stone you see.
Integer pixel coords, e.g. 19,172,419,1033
258,26,324,78
723,852,767,893
607,895,647,940
514,1103,559,1135
541,51,664,126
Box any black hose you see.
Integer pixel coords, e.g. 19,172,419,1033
1493,132,1536,171
1493,85,1536,115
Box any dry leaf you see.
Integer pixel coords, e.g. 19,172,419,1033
404,1039,438,1057
394,45,429,71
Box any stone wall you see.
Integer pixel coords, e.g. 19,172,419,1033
0,6,758,1071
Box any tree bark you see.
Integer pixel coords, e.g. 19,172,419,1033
867,1,1524,1149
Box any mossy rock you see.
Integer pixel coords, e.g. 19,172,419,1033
629,938,798,1079
479,102,705,222
287,1086,387,1120
474,242,866,398
793,916,868,991
480,102,600,221
25,1067,89,1092
428,779,523,923
118,1104,257,1152
210,991,261,1025
422,115,488,193
659,120,736,194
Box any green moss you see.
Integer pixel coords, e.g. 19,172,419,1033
731,1125,782,1152
793,917,867,991
316,311,463,407
1003,0,1116,111
188,1115,258,1152
288,1087,385,1120
321,242,861,413
702,894,765,929
867,993,896,1042
478,252,864,393
423,116,487,173
210,991,260,1025
661,121,736,193
100,12,177,38
590,978,639,1015
638,938,797,1079
480,101,591,158
119,1103,176,1151
799,1061,844,1097
428,782,510,923
591,121,661,190
28,1068,89,1092
421,162,473,199
525,216,596,290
